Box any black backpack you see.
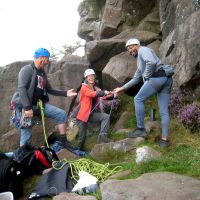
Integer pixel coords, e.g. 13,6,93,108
13,144,59,176
0,156,24,198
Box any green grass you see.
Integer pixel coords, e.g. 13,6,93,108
107,94,200,180
22,94,200,200
81,94,200,180
110,131,127,141
17,175,41,200
121,144,200,180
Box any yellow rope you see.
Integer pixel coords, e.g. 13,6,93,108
38,100,49,148
52,158,122,183
38,100,122,182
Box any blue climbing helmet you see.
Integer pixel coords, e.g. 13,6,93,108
34,48,50,58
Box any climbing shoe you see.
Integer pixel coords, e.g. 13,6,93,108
156,139,170,147
59,135,75,150
128,128,147,138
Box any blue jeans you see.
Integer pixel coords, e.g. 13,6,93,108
134,77,173,138
20,103,68,146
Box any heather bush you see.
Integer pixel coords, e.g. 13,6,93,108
169,90,186,115
178,103,200,132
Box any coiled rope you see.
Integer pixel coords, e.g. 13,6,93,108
39,99,122,183
52,158,122,183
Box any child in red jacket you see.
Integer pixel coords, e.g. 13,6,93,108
76,69,112,150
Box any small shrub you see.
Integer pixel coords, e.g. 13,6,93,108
169,90,186,115
178,103,200,132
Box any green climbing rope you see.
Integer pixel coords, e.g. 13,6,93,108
38,100,122,183
52,158,122,183
38,100,49,148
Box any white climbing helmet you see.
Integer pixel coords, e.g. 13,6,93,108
125,38,140,48
84,69,95,78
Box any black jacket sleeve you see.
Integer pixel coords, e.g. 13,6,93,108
45,76,67,97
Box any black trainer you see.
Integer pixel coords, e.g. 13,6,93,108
156,139,170,147
128,128,147,138
59,135,75,150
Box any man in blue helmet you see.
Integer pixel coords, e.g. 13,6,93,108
12,48,77,148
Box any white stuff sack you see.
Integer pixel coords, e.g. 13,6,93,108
72,171,98,194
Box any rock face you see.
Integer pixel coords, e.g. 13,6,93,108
100,172,200,200
53,192,97,200
160,9,200,96
77,0,200,97
0,0,200,149
0,56,88,150
90,137,144,161
47,56,88,113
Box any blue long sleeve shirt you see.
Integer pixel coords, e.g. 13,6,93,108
123,46,164,90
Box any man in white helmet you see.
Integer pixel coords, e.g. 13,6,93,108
76,68,112,150
114,38,173,147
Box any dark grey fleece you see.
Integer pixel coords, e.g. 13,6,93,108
13,63,67,110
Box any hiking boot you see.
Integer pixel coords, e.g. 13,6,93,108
59,135,75,150
156,139,170,148
128,128,147,138
97,134,112,144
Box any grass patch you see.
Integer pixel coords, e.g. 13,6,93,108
110,131,127,141
123,144,200,179
120,94,161,129
84,134,99,152
96,148,133,164
115,143,200,180
17,175,41,200
25,93,199,200
102,94,200,180
84,94,200,180
90,190,102,200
